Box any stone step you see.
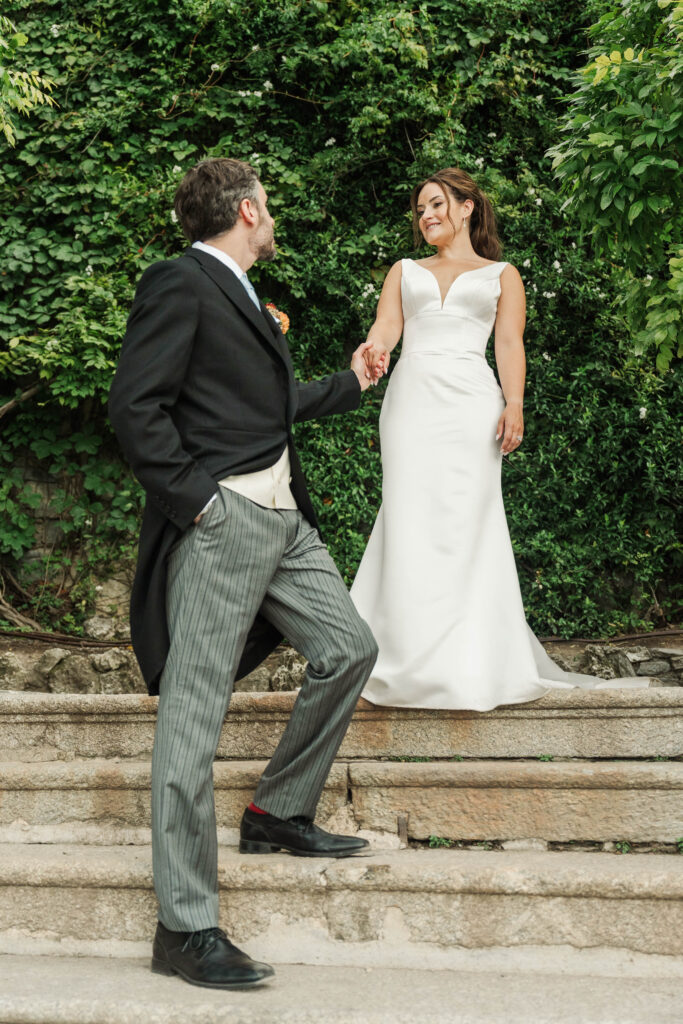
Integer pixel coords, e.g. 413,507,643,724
0,760,345,846
2,759,683,845
1,844,682,961
349,760,683,843
1,954,683,1024
3,688,682,762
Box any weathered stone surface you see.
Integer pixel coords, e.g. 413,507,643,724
576,645,636,678
348,761,683,842
270,650,307,692
3,955,683,1024
233,665,271,692
82,617,116,641
637,659,671,677
0,652,32,691
624,647,652,664
0,640,303,694
36,648,70,676
2,637,680,694
90,649,129,673
93,578,131,618
2,689,682,762
0,844,681,958
0,760,347,834
44,654,100,694
4,756,681,845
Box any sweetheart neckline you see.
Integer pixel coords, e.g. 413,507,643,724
408,259,505,310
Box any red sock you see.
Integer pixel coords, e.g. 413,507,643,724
248,802,267,815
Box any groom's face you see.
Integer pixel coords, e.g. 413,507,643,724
250,181,276,262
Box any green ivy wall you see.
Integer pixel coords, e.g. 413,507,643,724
0,0,680,636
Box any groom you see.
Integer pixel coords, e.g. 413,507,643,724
108,157,381,989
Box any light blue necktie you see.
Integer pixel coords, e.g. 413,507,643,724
240,272,261,311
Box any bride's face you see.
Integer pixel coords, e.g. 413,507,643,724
416,184,471,246
416,185,457,245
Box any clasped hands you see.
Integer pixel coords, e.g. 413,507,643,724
350,340,390,391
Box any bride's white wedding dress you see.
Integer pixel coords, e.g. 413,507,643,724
350,258,648,711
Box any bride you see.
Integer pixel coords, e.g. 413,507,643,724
350,166,648,712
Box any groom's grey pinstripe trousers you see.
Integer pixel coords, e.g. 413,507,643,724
151,485,378,932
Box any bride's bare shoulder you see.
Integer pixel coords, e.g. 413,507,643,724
383,259,405,281
499,261,523,281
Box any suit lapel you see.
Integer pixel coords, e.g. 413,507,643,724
184,249,285,362
183,248,298,425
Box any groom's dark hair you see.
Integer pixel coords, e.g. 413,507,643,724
174,158,260,242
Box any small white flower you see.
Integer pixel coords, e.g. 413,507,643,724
523,258,531,268
474,157,484,168
542,352,551,361
542,291,556,298
527,187,536,196
253,91,263,98
85,265,93,276
535,198,543,206
252,44,260,51
487,131,496,138
264,80,273,90
553,260,561,269
598,291,606,299
211,63,220,72
362,283,377,297
639,407,647,419
50,24,60,36
325,137,336,146
250,152,260,163
571,242,576,249
46,339,58,350
237,90,249,97
645,274,653,281
95,585,103,592
532,284,538,291
170,210,178,223
172,164,182,174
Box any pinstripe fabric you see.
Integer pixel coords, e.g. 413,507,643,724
151,486,378,931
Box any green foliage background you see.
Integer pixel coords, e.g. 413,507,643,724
0,0,680,636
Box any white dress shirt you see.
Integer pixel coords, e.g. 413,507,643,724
192,241,298,514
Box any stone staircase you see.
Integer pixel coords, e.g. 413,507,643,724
1,687,683,1022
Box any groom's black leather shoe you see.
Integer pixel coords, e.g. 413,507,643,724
240,807,370,858
151,921,274,988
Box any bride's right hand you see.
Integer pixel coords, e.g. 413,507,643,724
364,342,390,377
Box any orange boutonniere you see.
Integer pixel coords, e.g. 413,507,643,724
265,303,290,334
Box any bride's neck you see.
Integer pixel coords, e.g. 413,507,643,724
434,241,478,262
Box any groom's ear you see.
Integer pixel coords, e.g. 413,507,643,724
239,196,259,227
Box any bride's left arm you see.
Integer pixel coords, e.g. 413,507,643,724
494,265,527,456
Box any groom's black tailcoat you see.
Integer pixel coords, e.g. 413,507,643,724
108,247,361,695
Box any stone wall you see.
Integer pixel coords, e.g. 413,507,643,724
0,638,681,695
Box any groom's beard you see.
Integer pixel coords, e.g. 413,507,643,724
251,221,276,262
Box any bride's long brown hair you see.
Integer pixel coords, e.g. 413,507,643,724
410,167,502,260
